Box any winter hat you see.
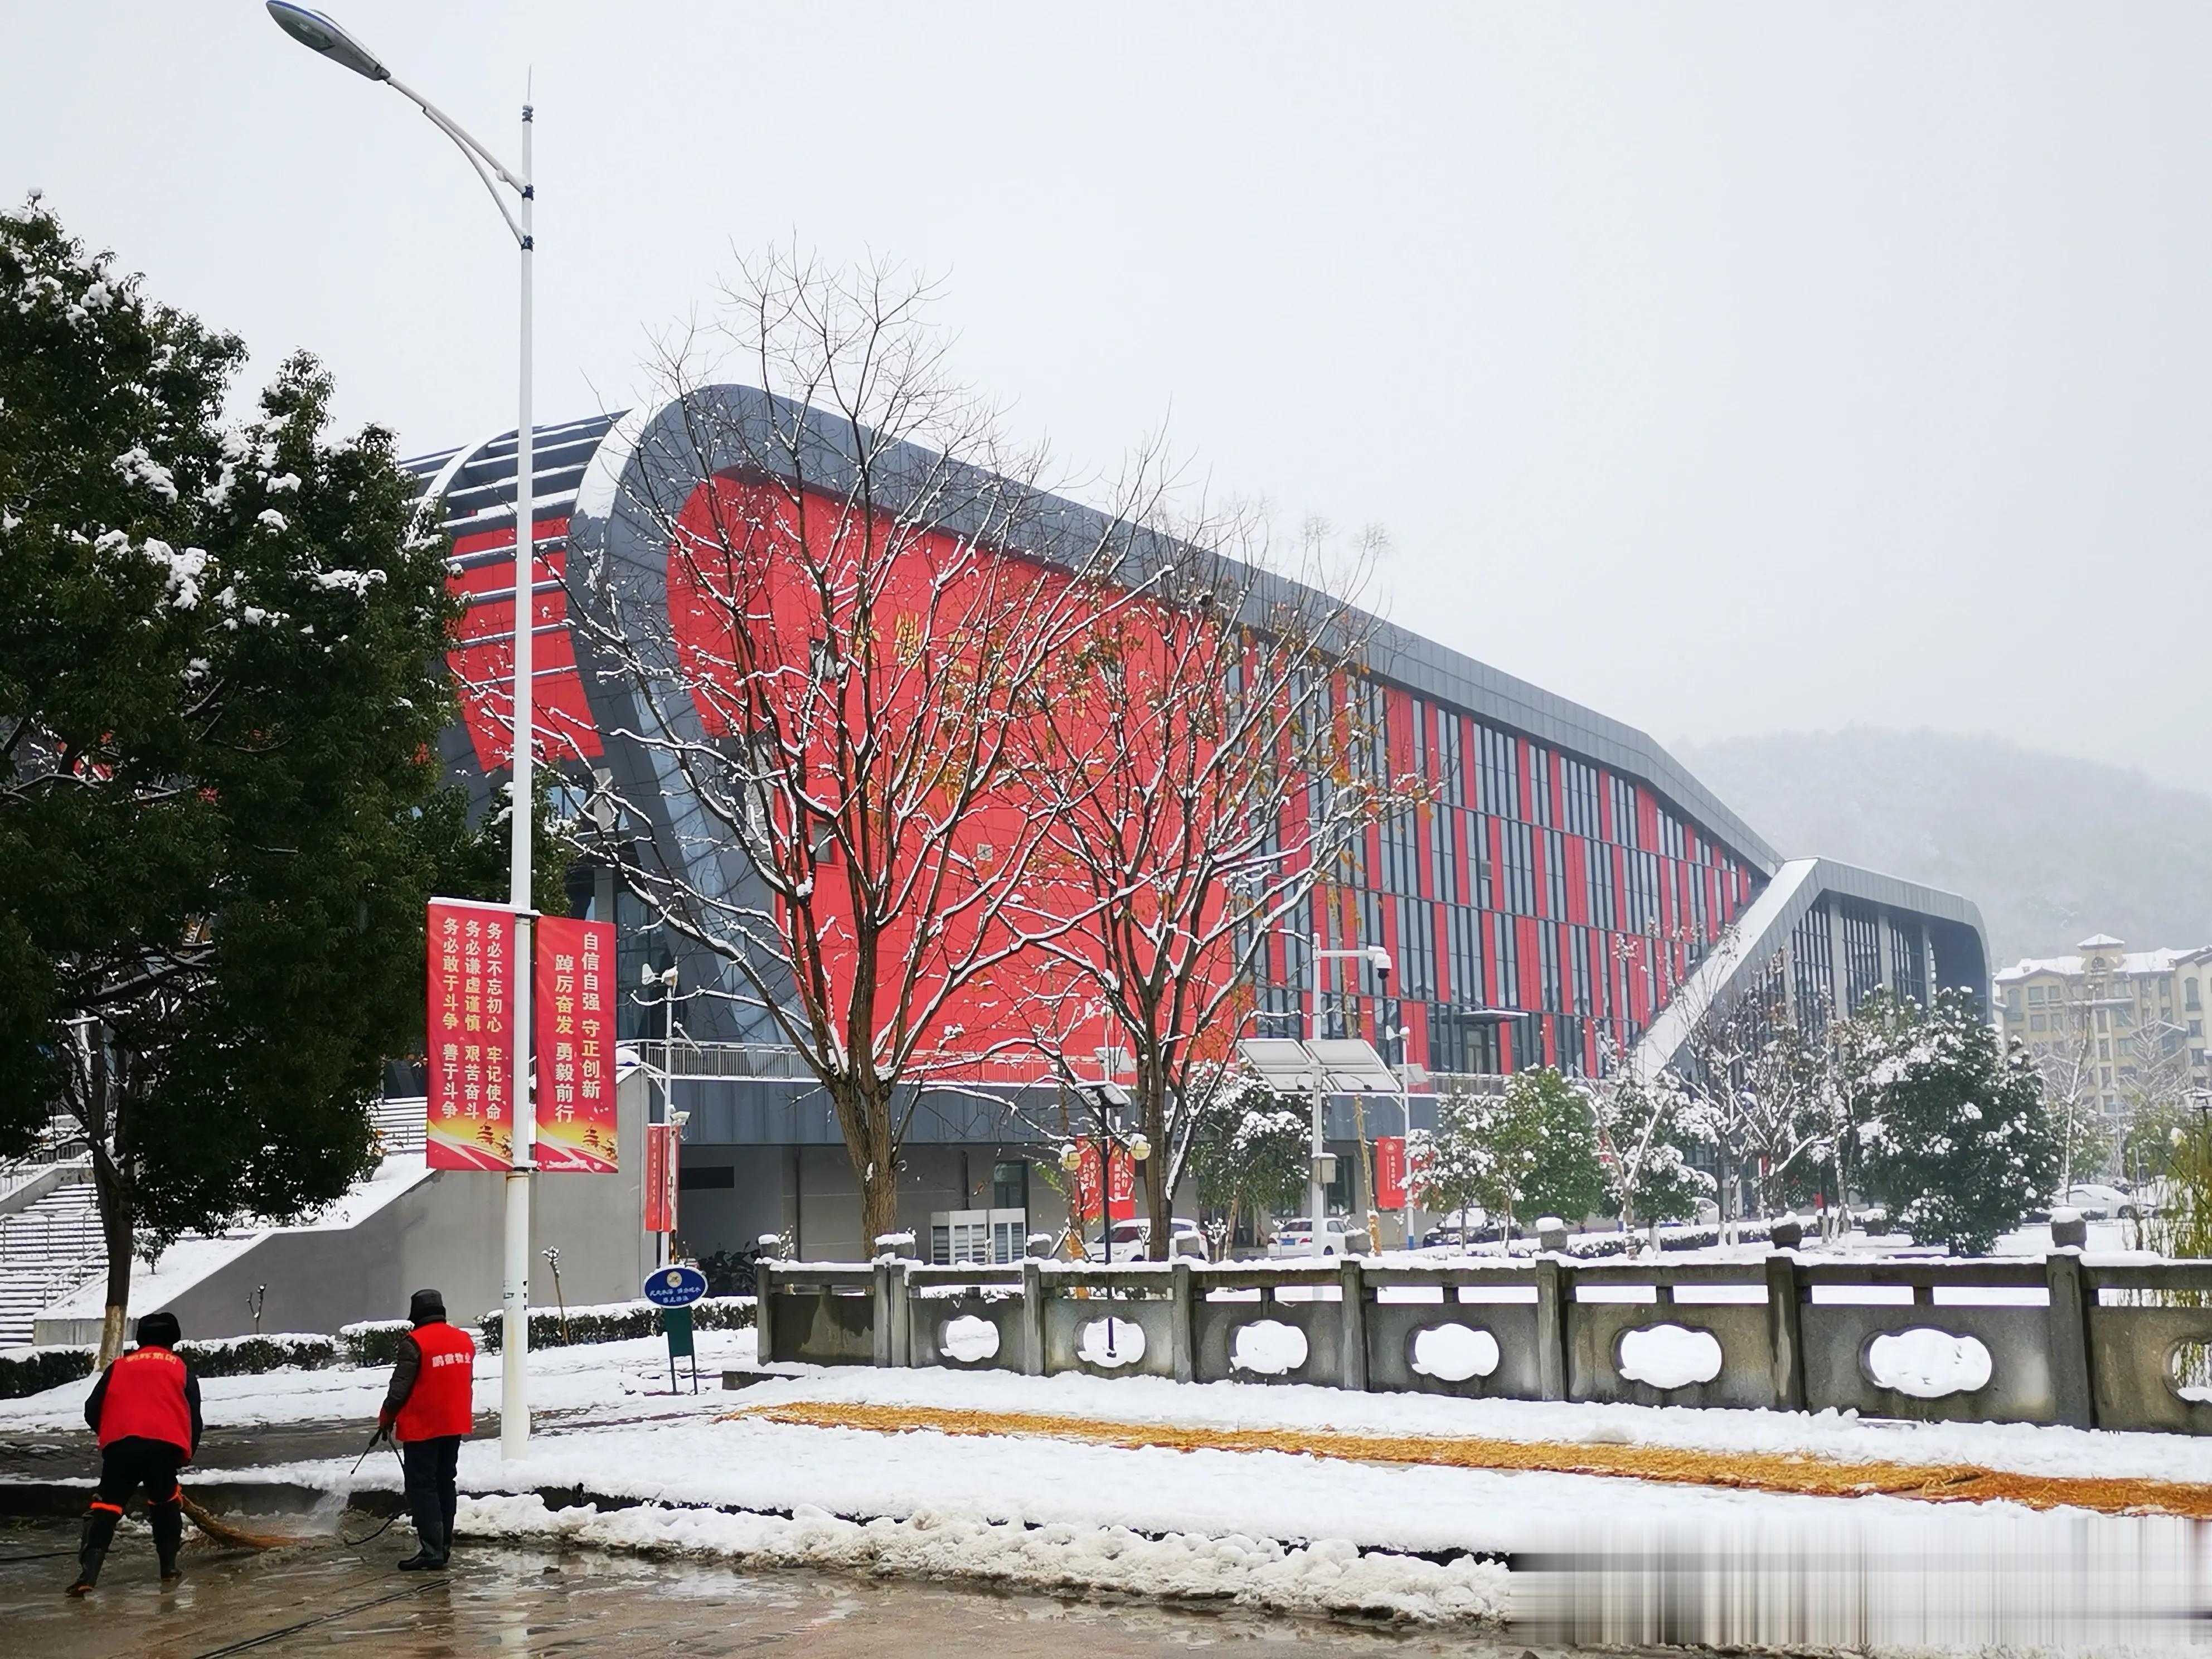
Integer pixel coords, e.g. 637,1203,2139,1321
407,1288,447,1326
135,1311,181,1349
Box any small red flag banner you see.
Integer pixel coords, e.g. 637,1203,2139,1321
533,916,618,1173
425,898,517,1171
1375,1136,1408,1209
644,1123,680,1234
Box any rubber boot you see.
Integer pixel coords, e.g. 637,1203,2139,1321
440,1483,458,1558
151,1495,185,1584
67,1506,119,1596
397,1486,446,1570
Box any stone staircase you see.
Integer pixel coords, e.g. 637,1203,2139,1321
0,1174,103,1346
0,1098,429,1348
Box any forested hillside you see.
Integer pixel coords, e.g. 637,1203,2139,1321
1677,729,2212,968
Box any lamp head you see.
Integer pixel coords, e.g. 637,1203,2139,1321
266,4,390,81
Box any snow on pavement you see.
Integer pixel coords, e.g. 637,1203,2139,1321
458,1493,1510,1624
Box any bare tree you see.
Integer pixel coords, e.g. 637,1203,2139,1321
575,250,1153,1246
1004,512,1388,1257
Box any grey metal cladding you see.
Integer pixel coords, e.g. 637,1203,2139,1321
410,386,1779,868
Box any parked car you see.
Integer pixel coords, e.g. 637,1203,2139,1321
1085,1217,1209,1262
2062,1182,2145,1221
1419,1207,1491,1250
1268,1216,1352,1258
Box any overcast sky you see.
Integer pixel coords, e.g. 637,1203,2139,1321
9,4,2209,786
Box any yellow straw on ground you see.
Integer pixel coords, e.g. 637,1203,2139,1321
722,1400,2212,1520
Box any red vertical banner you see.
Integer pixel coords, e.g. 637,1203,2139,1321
533,917,618,1173
1375,1136,1408,1210
644,1123,679,1234
425,899,517,1171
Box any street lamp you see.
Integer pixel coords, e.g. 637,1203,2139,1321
1308,941,1392,1258
269,2,541,1459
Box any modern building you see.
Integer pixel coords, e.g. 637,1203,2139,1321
1995,934,2211,1118
401,391,1991,1260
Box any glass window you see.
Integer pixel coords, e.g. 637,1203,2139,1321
992,1161,1028,1211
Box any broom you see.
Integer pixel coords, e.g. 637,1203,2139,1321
174,1427,392,1550
176,1488,302,1550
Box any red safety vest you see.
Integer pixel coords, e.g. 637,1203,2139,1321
395,1320,476,1442
98,1345,193,1458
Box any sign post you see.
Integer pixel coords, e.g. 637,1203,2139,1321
644,1265,706,1394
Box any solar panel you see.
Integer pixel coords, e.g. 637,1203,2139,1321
1306,1039,1401,1093
1235,1037,1401,1095
1235,1039,1323,1093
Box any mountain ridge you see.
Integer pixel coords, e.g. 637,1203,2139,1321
1673,727,2212,969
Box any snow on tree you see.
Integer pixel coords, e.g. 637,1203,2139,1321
1852,989,2060,1254
1410,1070,1604,1233
1002,505,1389,1258
0,200,517,1362
570,248,1170,1248
1189,1079,1311,1251
1588,1058,1713,1229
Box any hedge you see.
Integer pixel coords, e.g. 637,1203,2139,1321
0,1331,350,1400
477,1296,756,1352
0,1346,95,1400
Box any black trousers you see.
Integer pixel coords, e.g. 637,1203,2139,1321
401,1435,462,1554
85,1437,185,1574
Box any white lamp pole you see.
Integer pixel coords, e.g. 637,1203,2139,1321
269,3,540,1459
1309,942,1393,1259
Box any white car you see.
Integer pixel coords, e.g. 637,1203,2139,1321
1085,1217,1209,1262
1268,1216,1352,1258
2058,1182,2145,1221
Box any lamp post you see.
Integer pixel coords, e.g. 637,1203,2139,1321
268,3,540,1459
1308,941,1392,1258
634,964,695,1271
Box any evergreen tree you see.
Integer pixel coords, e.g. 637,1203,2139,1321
1190,1080,1311,1248
0,200,535,1359
1413,1070,1607,1233
1854,989,2060,1254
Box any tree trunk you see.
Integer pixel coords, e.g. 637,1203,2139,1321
1142,1069,1170,1262
91,1155,133,1369
831,1075,903,1255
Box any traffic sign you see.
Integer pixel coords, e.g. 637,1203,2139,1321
643,1264,706,1307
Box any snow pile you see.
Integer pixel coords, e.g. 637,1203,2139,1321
939,1316,998,1364
1616,1325,1722,1390
1866,1328,1993,1399
1410,1323,1498,1382
1078,1317,1143,1367
456,1493,1507,1624
1231,1320,1307,1375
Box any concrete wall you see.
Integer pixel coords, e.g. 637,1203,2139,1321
139,1075,651,1341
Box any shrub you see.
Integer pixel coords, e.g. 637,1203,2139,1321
176,1333,339,1377
339,1320,416,1366
0,1345,95,1400
476,1296,756,1352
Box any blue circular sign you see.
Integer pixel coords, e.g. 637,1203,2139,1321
643,1265,706,1307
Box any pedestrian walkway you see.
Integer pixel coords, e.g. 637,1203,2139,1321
0,1519,1506,1658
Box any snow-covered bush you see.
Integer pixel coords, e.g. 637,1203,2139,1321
1854,990,2059,1254
175,1332,339,1376
475,1296,756,1352
0,1345,95,1399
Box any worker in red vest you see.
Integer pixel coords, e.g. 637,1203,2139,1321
70,1309,202,1595
376,1287,476,1570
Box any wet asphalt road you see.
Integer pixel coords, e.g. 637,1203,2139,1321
0,1517,1529,1658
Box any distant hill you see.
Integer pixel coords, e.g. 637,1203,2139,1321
1674,728,2212,969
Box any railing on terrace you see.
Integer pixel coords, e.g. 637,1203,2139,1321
756,1249,2212,1435
632,1041,1510,1095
